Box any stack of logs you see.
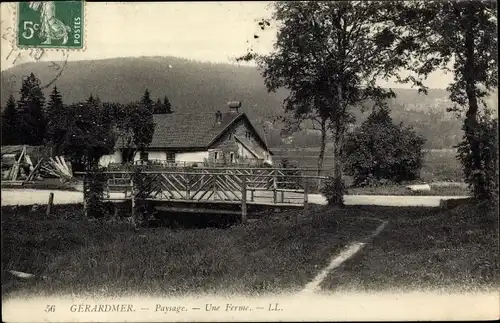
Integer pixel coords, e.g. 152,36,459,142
41,156,74,182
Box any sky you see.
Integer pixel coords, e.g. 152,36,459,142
1,1,454,89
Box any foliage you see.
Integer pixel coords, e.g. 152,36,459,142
277,158,300,189
456,111,498,204
344,107,426,186
130,166,157,225
392,1,498,202
238,1,419,205
112,102,155,162
57,101,115,171
141,89,154,113
320,175,346,206
164,95,172,114
153,95,173,114
84,167,108,218
16,73,46,145
1,94,18,145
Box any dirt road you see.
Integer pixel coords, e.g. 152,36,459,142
1,188,469,207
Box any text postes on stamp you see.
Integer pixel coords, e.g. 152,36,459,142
17,1,84,49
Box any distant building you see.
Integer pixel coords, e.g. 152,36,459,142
99,101,273,167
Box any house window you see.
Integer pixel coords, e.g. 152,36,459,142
167,152,175,163
230,152,235,163
214,152,219,160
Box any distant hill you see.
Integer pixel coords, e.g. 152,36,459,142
1,56,497,149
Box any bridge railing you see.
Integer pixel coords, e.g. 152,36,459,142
78,168,327,204
77,168,328,223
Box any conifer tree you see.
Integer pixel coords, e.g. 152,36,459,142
141,89,154,113
1,94,19,145
17,73,46,145
45,86,65,154
164,95,172,114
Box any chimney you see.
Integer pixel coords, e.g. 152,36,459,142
228,101,241,114
215,110,222,124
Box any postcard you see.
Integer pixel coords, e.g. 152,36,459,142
1,1,498,322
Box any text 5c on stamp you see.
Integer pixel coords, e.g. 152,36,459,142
17,1,84,49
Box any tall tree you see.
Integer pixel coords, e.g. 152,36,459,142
45,86,65,154
163,95,172,114
113,102,155,162
57,100,115,170
141,89,154,113
239,1,412,205
153,98,164,114
1,94,19,145
17,73,46,145
392,0,498,200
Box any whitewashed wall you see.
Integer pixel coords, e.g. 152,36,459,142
133,151,166,163
176,151,209,162
100,150,209,166
99,151,122,167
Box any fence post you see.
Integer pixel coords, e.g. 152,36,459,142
273,171,277,204
83,173,88,217
130,177,135,219
241,175,247,224
46,192,54,216
303,177,309,216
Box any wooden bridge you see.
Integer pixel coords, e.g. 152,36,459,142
81,167,327,222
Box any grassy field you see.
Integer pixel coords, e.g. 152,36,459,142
319,204,499,293
347,184,468,196
2,201,496,298
1,204,381,298
272,148,463,183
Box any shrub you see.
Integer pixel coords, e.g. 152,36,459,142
344,107,426,186
278,159,301,189
320,175,346,206
84,166,108,218
456,111,498,205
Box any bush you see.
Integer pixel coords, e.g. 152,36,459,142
456,111,498,205
84,167,108,218
344,107,426,186
278,159,301,189
320,176,346,206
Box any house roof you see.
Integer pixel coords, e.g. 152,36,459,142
116,112,271,151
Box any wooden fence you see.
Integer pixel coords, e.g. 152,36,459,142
80,168,327,223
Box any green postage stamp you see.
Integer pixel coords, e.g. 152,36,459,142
17,1,84,49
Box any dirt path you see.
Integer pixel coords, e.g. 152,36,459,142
300,220,389,294
1,188,469,207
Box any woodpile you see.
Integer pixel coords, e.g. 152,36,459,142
2,145,40,183
41,156,74,182
1,145,74,184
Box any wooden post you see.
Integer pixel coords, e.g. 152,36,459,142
130,178,135,219
250,189,254,202
273,172,277,204
46,192,54,216
83,173,88,217
241,175,247,224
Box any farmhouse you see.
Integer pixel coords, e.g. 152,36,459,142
99,101,273,167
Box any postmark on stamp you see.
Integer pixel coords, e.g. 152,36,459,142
17,1,84,49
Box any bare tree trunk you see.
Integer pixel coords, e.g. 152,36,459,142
331,83,345,207
464,5,485,199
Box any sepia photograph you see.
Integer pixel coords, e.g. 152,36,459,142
1,1,499,322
